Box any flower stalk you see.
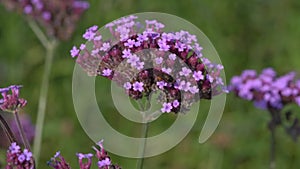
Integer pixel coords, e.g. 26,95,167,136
136,100,150,169
33,36,57,166
27,17,58,166
0,113,16,143
136,114,149,169
270,126,276,169
14,110,31,151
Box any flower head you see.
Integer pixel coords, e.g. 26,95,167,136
72,15,226,114
48,151,71,169
6,142,34,168
1,0,90,40
0,85,27,112
229,68,300,110
76,153,93,169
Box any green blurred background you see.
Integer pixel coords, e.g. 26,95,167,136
1,0,300,168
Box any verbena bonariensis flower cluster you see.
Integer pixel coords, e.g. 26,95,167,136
230,68,300,140
0,85,27,113
6,142,34,169
0,85,36,168
1,0,89,40
0,85,120,168
48,140,121,169
71,15,226,113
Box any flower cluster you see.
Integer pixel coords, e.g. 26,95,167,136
47,151,72,169
48,140,121,169
6,142,34,169
230,68,300,140
92,140,121,169
71,15,226,114
0,85,27,112
1,0,89,40
229,68,300,110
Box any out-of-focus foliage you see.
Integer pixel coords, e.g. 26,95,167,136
1,0,300,168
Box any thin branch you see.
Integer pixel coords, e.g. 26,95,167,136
270,127,276,169
27,19,49,49
13,110,31,151
33,40,57,167
0,113,16,143
136,100,150,169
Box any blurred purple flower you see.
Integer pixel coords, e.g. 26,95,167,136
230,68,300,140
1,0,90,40
229,68,300,110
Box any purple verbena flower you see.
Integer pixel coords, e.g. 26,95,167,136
161,67,172,74
155,57,163,64
179,67,192,77
122,49,132,58
173,100,180,108
193,71,204,81
71,46,80,58
48,151,71,169
157,81,167,89
6,142,34,169
76,153,93,169
0,85,27,112
100,42,111,51
102,69,112,77
98,158,111,168
133,82,144,92
161,102,173,113
123,82,132,90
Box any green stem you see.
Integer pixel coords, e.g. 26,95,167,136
136,100,150,169
136,119,149,169
33,40,57,166
14,110,31,151
27,19,49,49
270,126,276,169
0,113,16,143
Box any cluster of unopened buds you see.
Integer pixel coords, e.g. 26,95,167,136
229,68,300,110
48,140,121,169
1,0,89,40
71,15,227,114
0,85,27,112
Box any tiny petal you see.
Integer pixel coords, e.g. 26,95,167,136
124,82,132,90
